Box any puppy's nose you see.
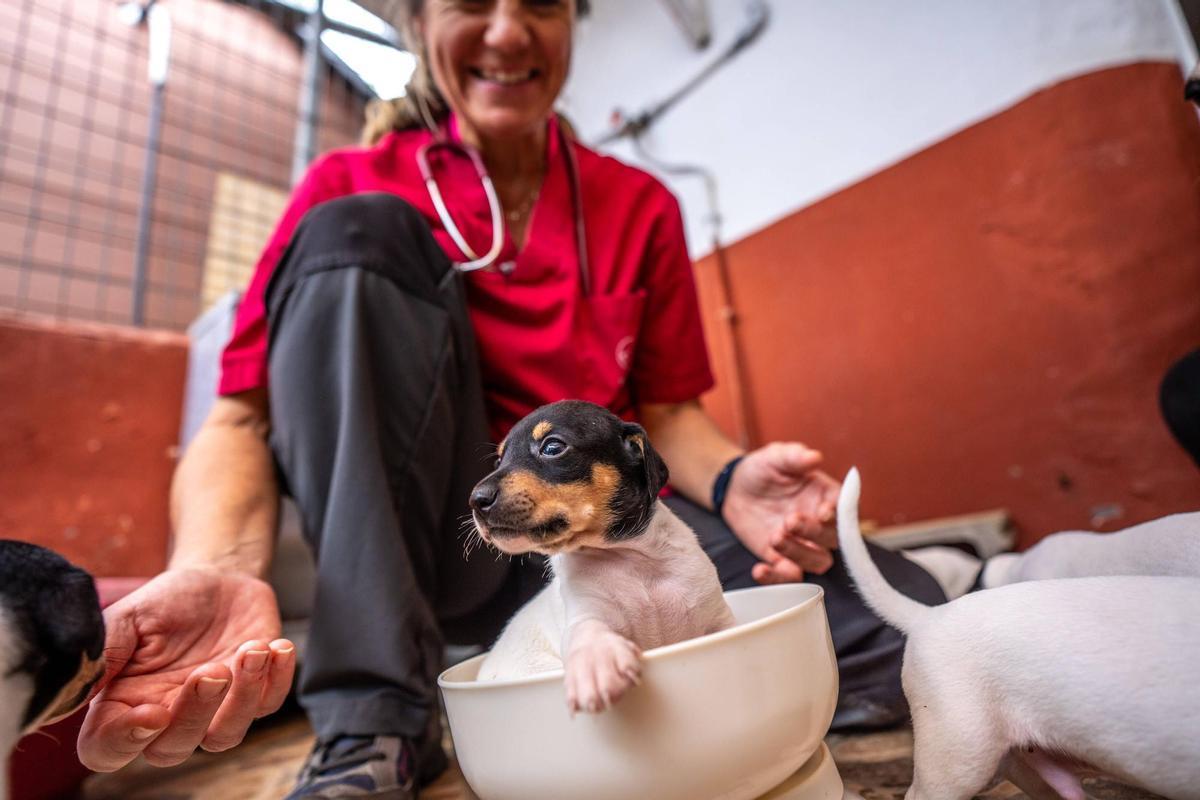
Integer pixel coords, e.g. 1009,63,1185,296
470,483,499,512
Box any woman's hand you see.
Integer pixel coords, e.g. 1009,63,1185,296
721,442,841,584
77,567,295,771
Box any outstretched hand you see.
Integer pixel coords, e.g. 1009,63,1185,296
78,567,295,771
721,442,841,584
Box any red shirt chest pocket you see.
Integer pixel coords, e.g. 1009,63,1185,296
573,289,647,411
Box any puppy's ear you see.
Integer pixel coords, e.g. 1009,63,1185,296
622,422,669,499
21,565,104,728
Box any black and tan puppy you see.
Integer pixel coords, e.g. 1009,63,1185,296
469,400,734,715
0,541,105,799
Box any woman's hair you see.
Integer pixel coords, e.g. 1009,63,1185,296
360,0,588,146
361,1,445,145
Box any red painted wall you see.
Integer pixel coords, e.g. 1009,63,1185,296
696,62,1200,546
0,315,186,576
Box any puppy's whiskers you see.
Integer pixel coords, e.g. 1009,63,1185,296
457,513,489,559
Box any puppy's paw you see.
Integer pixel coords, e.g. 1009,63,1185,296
564,632,641,716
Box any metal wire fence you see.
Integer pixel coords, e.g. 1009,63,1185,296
0,0,372,330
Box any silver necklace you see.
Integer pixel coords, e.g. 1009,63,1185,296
505,180,541,225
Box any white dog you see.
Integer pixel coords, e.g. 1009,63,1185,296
982,512,1200,587
837,468,1200,800
467,400,734,715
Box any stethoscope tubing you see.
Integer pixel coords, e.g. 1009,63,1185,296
416,121,591,295
418,141,504,272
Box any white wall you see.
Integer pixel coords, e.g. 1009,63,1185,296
562,0,1190,256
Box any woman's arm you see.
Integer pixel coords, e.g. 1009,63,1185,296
640,399,840,583
638,399,741,509
168,389,279,578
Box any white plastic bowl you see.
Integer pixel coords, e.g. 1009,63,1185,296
438,583,838,800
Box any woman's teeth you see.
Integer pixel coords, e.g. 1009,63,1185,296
474,68,534,85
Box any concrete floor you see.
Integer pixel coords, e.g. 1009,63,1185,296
81,705,1165,800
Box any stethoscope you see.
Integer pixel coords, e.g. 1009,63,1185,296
415,120,591,296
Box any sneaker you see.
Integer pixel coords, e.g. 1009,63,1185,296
285,735,417,799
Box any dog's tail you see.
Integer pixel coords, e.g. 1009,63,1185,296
836,468,927,634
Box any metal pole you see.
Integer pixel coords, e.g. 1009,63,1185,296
292,0,326,186
131,2,170,326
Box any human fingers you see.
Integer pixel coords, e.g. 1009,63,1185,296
783,506,824,538
765,442,824,477
255,639,297,718
771,530,835,575
752,558,804,585
810,522,839,551
78,700,172,772
812,470,841,521
199,642,271,752
84,600,140,705
141,664,233,767
785,509,838,551
811,471,842,551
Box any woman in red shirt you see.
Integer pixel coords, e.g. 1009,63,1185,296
77,2,944,796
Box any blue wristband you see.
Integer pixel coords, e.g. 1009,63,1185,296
711,455,745,521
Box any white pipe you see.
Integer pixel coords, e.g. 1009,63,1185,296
147,3,171,86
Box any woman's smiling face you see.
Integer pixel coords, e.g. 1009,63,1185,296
418,0,575,143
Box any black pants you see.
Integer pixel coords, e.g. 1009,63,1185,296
264,193,945,756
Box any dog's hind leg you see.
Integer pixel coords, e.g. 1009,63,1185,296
905,708,1007,800
1003,748,1089,800
907,741,1007,800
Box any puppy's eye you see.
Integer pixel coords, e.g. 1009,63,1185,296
539,437,568,457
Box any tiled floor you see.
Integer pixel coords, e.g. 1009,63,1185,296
82,706,1165,800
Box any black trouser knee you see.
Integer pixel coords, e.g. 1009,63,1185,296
264,194,543,750
665,493,946,730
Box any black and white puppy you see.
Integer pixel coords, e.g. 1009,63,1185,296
469,400,735,715
0,541,105,799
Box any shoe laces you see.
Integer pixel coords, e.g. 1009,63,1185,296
301,735,417,788
304,737,387,778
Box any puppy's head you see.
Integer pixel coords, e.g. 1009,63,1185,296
469,400,669,556
0,541,105,735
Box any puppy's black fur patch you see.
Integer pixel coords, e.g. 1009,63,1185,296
470,400,669,543
0,540,105,727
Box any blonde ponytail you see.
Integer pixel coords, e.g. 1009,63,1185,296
360,0,447,145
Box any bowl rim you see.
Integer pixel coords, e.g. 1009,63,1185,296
438,582,825,690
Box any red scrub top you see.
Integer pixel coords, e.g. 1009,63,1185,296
220,114,714,442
